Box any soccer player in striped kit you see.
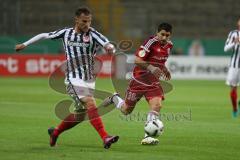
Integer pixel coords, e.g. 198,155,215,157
15,7,119,149
224,17,240,117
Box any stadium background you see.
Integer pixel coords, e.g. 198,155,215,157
1,0,239,55
0,0,240,160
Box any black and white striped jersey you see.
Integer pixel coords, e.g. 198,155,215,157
49,27,110,80
224,30,240,68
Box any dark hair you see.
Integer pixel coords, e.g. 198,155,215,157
157,23,172,33
75,7,91,16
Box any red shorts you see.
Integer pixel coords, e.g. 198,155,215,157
124,79,164,107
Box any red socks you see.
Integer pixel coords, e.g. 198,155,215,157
53,106,108,140
87,106,108,140
230,89,238,112
53,113,83,136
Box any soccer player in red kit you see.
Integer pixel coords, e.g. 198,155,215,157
104,22,173,145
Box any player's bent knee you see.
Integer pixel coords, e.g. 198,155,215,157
81,96,96,108
86,101,96,108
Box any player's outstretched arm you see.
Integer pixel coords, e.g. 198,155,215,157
15,33,50,52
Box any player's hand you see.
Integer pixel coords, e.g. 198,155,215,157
147,65,162,79
15,44,26,52
152,67,162,79
160,65,171,81
104,43,116,54
152,68,171,81
161,69,171,81
148,65,171,81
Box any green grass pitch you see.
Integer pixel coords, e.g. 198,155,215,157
0,78,239,160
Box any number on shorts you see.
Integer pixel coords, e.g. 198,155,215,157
127,91,137,101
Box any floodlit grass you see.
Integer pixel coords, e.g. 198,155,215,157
0,78,239,160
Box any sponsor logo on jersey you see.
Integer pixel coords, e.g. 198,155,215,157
152,56,168,60
67,41,90,47
83,35,90,42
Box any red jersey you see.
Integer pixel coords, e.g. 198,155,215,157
132,36,173,85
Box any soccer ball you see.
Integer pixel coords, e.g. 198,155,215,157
144,119,164,137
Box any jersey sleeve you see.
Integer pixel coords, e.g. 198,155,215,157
135,48,150,60
135,37,156,60
22,28,67,46
48,28,67,40
91,29,110,47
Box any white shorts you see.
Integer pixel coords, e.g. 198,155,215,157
226,67,240,86
65,78,96,99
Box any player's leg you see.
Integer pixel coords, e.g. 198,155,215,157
101,93,131,115
111,90,142,115
81,96,119,149
48,84,87,147
48,113,85,147
71,81,119,148
49,82,119,148
81,96,107,139
48,112,85,146
230,86,238,117
141,97,162,145
141,86,164,145
147,97,162,120
145,87,163,130
103,80,143,115
226,67,240,117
